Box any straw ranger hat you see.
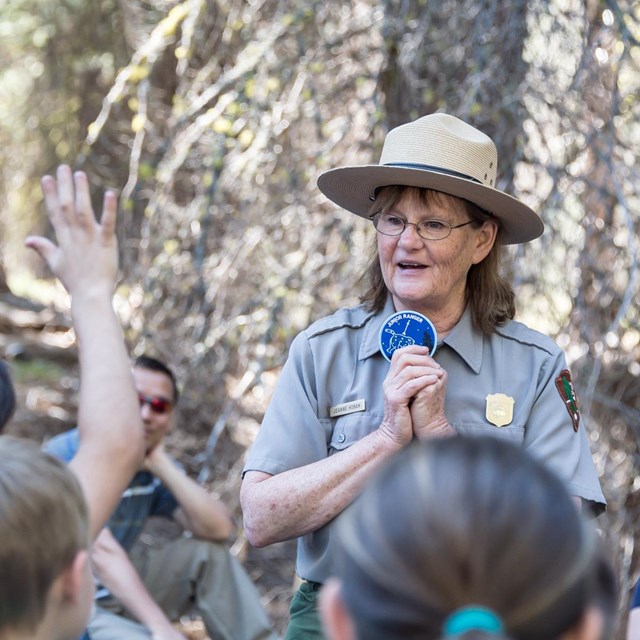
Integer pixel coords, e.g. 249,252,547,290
317,113,543,244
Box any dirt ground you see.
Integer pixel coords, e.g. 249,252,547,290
0,292,296,638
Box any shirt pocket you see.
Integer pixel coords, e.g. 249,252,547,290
454,422,525,445
328,412,383,454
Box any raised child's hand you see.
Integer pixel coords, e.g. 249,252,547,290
25,164,118,299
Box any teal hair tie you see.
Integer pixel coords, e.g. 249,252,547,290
443,606,504,636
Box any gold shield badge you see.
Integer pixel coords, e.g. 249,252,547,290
485,393,515,427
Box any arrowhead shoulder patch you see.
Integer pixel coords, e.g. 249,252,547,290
555,369,580,432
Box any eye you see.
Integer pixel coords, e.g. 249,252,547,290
420,219,448,231
383,214,406,228
150,398,170,412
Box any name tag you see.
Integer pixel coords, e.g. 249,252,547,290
329,399,366,418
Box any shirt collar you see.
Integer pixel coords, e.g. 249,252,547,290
439,305,483,374
359,296,396,360
360,296,484,373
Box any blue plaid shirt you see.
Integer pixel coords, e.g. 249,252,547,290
44,428,179,551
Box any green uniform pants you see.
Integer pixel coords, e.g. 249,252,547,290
284,582,324,640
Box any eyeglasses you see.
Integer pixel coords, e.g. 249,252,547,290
370,212,475,241
138,393,172,415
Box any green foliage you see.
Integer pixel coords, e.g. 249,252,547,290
11,358,68,385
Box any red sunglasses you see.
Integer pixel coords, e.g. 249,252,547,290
138,393,172,415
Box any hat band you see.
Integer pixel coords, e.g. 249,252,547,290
383,162,483,185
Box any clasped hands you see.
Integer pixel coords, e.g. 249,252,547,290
380,345,452,445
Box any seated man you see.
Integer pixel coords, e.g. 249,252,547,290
47,354,279,640
0,165,145,640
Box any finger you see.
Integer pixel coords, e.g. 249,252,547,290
385,362,441,397
56,165,76,224
99,190,118,240
404,372,442,390
24,236,58,266
413,374,447,393
390,362,440,383
41,174,64,227
408,373,442,389
391,344,432,360
385,371,441,399
73,171,94,227
390,347,434,370
397,365,444,383
390,356,442,379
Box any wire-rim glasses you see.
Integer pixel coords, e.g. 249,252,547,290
370,212,475,241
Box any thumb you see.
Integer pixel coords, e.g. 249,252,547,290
25,236,58,266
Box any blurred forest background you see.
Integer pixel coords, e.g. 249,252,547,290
0,0,639,637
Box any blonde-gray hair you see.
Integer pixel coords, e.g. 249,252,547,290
0,436,88,633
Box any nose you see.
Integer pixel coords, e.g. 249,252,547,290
140,402,152,421
397,222,424,248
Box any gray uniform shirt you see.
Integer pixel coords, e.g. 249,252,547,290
243,296,605,583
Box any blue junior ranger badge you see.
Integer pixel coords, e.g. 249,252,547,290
379,310,438,361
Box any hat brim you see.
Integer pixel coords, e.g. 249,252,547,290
317,165,543,245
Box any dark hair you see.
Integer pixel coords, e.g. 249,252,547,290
334,436,616,640
133,355,179,402
0,360,16,432
360,186,516,335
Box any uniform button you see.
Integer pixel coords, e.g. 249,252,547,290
337,433,346,443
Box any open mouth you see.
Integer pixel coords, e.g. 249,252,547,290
398,262,427,270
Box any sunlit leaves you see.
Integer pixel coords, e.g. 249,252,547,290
159,2,190,37
211,117,233,134
131,114,147,132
